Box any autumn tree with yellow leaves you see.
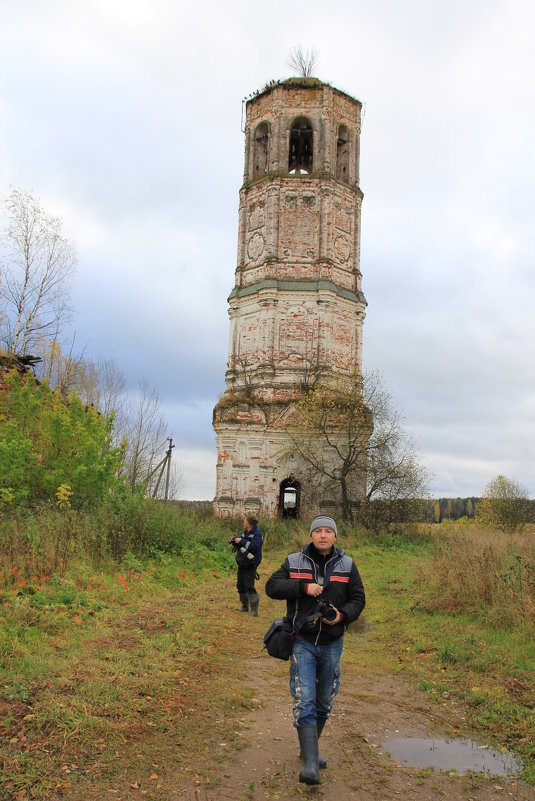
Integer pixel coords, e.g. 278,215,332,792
477,475,531,533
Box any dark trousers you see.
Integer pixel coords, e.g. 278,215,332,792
237,565,256,595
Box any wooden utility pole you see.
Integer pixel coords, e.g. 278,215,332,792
147,438,175,500
164,437,174,501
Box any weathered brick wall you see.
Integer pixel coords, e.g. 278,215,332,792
213,79,366,520
225,289,363,388
243,83,361,181
236,180,362,290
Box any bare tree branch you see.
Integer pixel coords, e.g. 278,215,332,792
120,380,168,493
285,370,430,522
287,45,318,78
0,188,77,355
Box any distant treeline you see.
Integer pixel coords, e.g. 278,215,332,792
424,497,481,522
423,497,535,523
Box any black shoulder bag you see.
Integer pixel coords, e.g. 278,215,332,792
263,616,299,661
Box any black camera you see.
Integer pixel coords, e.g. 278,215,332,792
317,600,338,622
306,598,338,625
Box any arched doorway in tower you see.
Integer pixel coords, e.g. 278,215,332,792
279,478,301,519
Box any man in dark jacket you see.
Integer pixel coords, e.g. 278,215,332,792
265,514,365,785
232,515,263,616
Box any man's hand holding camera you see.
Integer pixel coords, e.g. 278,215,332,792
305,583,342,625
319,605,342,625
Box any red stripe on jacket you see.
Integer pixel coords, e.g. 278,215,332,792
289,572,313,580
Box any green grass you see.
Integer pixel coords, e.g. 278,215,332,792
0,553,255,800
344,538,535,784
1,520,534,797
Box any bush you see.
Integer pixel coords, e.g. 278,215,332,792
353,498,424,533
477,475,532,534
0,369,125,508
93,497,243,562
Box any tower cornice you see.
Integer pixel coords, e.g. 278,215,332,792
240,171,364,198
228,278,367,306
246,77,362,109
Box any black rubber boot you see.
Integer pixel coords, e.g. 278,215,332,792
300,720,327,770
248,592,259,617
297,726,321,785
236,593,248,612
317,718,327,770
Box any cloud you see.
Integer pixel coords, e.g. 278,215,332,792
1,0,534,499
175,445,216,500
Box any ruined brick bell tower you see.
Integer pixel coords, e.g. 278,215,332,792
213,78,366,519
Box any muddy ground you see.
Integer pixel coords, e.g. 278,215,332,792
174,640,534,801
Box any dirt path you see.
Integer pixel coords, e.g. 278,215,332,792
28,569,533,801
173,640,534,801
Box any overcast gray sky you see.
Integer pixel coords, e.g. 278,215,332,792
1,0,534,499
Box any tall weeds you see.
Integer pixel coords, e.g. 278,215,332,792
0,503,238,581
416,522,535,627
0,504,430,585
0,507,95,583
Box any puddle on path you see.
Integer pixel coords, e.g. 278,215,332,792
381,736,522,777
347,615,374,634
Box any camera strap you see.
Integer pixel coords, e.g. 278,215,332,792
323,554,339,586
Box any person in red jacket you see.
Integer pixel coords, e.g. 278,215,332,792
265,515,365,786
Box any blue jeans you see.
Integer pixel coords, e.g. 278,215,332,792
289,636,344,728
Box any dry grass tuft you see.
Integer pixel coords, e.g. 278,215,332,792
416,524,535,626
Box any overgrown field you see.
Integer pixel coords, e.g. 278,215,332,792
1,513,534,799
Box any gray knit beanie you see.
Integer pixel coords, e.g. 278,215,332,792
309,515,337,537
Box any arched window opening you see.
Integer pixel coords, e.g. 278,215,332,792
279,477,301,519
253,122,270,179
289,118,313,174
336,125,350,182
